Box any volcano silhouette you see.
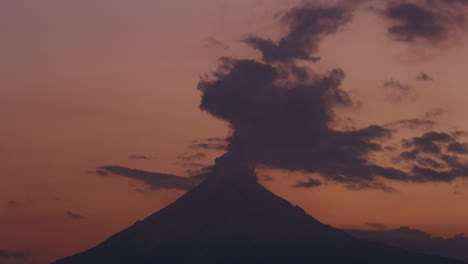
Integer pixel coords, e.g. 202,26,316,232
54,157,465,264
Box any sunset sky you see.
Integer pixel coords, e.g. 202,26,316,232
1,0,468,263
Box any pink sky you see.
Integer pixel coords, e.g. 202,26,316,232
1,1,468,263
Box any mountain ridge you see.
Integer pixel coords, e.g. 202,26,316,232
54,159,466,264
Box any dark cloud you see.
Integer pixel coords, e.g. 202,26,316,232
417,131,454,142
189,141,227,151
177,143,211,175
205,137,228,142
243,3,354,63
409,131,454,154
347,226,468,262
178,152,206,162
0,249,26,260
440,154,464,168
67,211,85,220
384,2,445,42
397,149,418,161
436,0,468,4
447,142,468,154
382,79,414,103
7,200,23,209
452,130,468,138
184,163,205,168
98,166,207,191
203,37,229,50
383,79,410,91
411,165,456,182
416,157,446,169
198,55,400,189
184,165,214,177
417,72,434,81
395,131,468,182
381,0,467,43
366,222,389,230
192,143,227,151
128,155,149,160
385,118,435,130
180,139,227,164
384,146,397,152
95,169,110,176
195,2,468,191
344,181,397,193
424,107,445,119
292,178,322,188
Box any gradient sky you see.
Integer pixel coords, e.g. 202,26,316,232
1,1,468,263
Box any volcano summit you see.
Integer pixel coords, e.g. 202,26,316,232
54,156,465,264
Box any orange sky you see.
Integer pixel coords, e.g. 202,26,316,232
1,1,468,263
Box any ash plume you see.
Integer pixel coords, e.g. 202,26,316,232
196,2,468,191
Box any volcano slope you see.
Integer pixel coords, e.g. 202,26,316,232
54,160,465,264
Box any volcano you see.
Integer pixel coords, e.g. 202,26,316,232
54,157,465,264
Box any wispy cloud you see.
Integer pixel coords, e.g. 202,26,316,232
97,166,207,191
67,211,85,220
0,249,27,260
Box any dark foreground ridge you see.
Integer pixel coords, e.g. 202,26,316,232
347,227,468,262
54,158,465,264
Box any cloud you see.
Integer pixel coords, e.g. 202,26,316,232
382,78,413,103
346,226,468,262
366,222,389,230
424,107,445,119
384,146,397,152
0,249,26,260
243,2,354,63
178,152,206,162
203,37,229,50
176,140,214,175
292,178,322,188
195,1,468,191
189,138,228,151
67,211,85,220
205,137,227,142
408,131,453,154
447,142,468,154
98,166,207,191
394,131,468,182
183,163,205,168
384,2,446,42
6,200,23,209
383,79,410,91
344,181,397,193
128,155,149,160
380,0,468,43
190,143,227,151
417,72,434,81
385,118,435,130
184,165,214,177
198,55,399,187
95,169,109,176
452,130,468,138
400,131,452,157
416,157,446,169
